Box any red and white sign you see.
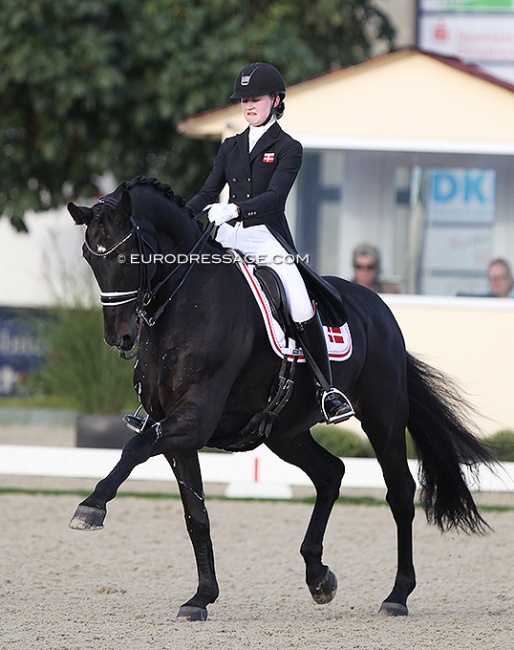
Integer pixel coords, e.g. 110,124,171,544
419,15,514,62
418,11,514,83
262,152,275,163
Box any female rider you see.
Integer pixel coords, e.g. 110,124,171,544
186,62,354,424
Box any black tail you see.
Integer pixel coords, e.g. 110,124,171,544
406,352,496,534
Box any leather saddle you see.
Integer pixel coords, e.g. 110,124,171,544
253,265,295,340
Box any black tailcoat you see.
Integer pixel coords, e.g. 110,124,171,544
186,122,302,248
186,122,346,325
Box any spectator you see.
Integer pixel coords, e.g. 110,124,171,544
352,243,399,294
486,258,514,297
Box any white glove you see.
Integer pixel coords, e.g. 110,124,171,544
205,203,239,226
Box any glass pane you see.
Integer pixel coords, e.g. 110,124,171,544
394,165,496,295
295,150,344,275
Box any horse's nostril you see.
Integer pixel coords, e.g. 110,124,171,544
119,334,134,351
104,333,117,347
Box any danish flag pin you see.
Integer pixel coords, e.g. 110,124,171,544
263,152,275,163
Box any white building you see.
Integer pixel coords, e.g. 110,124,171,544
177,48,514,435
178,48,514,296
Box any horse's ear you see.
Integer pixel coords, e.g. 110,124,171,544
113,190,133,226
67,202,93,225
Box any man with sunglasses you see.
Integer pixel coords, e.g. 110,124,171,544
352,243,399,294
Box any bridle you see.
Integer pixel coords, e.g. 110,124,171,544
84,221,140,307
84,195,214,356
84,194,152,309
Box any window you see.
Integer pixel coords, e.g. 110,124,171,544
292,148,511,295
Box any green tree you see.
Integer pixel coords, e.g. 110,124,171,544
0,0,395,231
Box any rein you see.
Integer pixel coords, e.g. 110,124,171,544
85,194,214,338
140,220,214,326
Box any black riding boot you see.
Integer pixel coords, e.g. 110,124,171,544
296,310,355,424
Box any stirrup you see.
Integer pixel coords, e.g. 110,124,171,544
122,406,149,434
321,388,355,424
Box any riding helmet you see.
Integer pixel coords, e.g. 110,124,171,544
230,62,286,99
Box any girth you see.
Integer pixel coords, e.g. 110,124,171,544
208,354,298,452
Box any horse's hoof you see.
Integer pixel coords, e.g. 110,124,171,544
378,601,409,617
68,505,106,531
308,567,338,604
176,605,208,622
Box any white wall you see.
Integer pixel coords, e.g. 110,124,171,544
340,294,514,438
384,295,514,436
0,208,88,307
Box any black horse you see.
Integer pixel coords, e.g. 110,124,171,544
67,176,494,622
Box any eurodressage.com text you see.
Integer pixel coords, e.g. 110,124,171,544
117,252,311,265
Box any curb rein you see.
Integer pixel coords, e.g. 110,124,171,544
84,196,214,358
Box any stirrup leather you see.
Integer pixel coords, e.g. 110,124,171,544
321,388,355,424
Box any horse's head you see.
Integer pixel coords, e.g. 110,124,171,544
69,177,212,353
68,189,146,352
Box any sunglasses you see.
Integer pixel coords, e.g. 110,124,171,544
354,263,377,271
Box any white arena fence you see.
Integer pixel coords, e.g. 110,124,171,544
0,444,512,499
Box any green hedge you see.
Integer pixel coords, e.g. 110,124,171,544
487,430,514,462
312,425,375,458
28,306,136,415
311,425,514,462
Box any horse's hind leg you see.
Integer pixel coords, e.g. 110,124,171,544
361,416,417,616
266,430,344,605
164,450,219,622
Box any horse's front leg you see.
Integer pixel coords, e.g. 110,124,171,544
69,430,156,530
69,396,217,531
164,450,219,622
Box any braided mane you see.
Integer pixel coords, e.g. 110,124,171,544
117,175,187,208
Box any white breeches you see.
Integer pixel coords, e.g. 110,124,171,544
216,222,315,323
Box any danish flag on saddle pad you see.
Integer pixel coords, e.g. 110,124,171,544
262,152,275,163
327,327,345,345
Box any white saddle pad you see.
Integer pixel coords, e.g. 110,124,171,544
236,259,353,363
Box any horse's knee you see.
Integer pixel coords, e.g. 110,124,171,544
315,483,341,505
313,457,345,496
122,431,155,459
